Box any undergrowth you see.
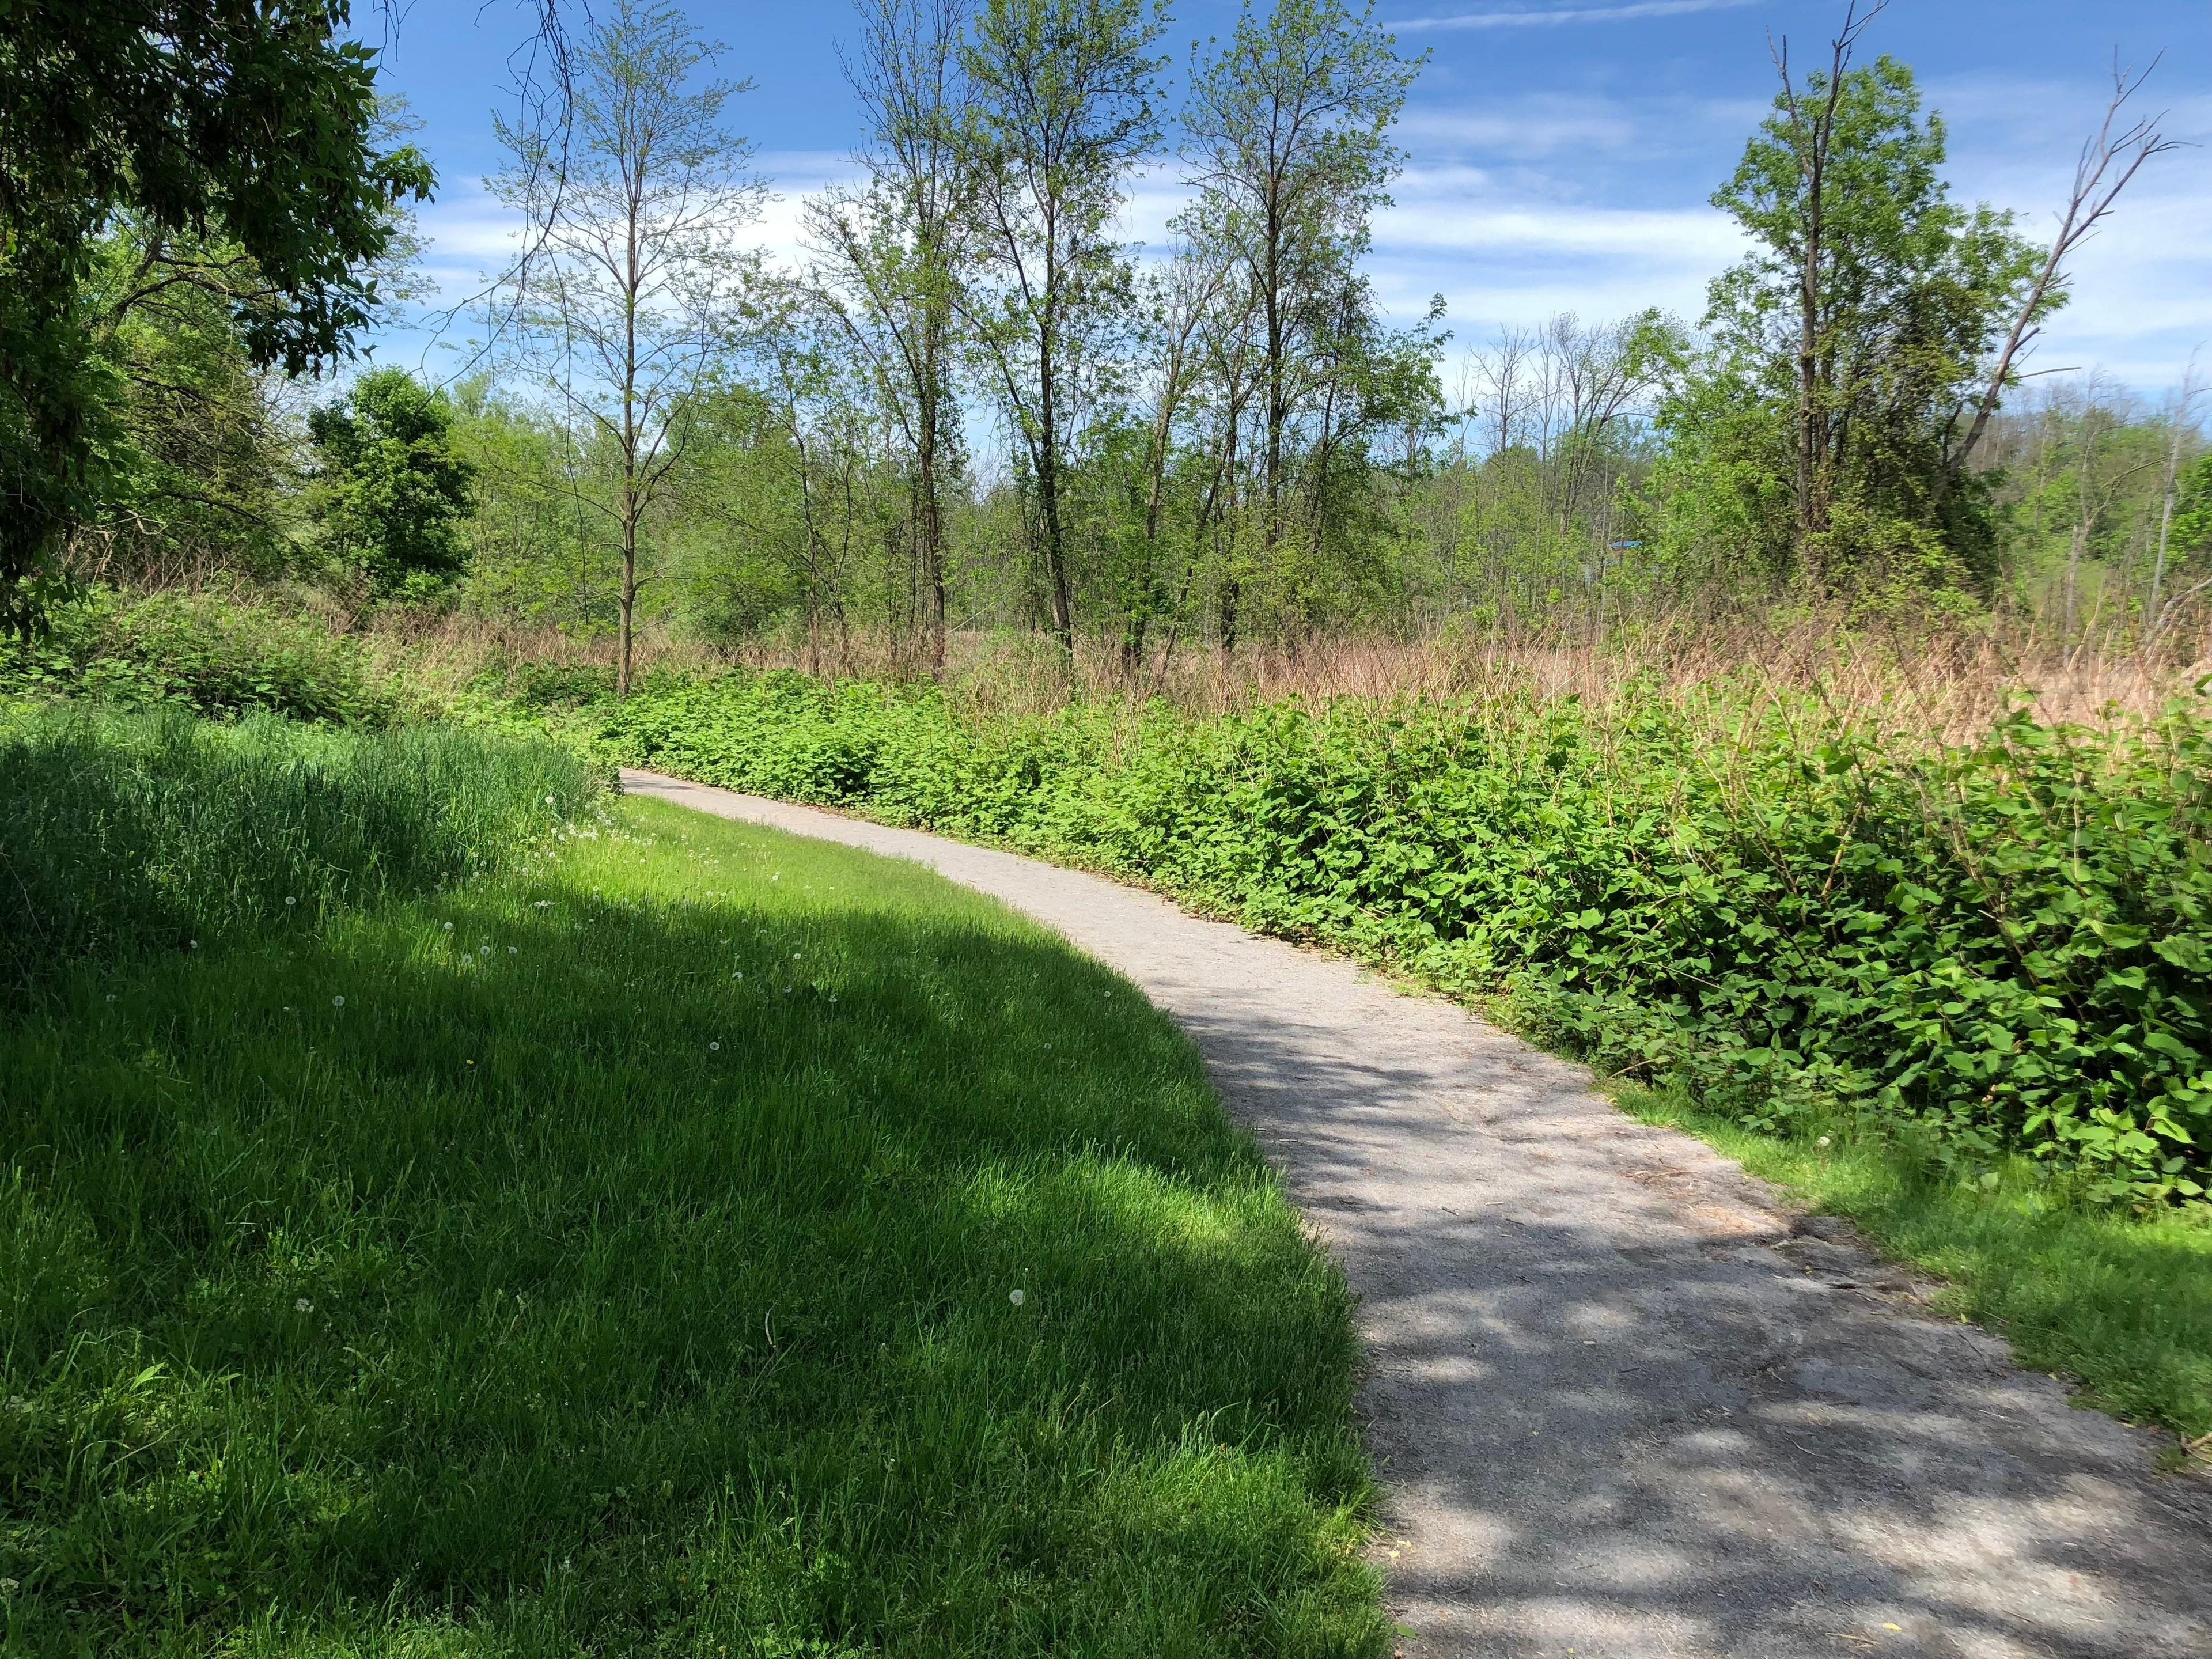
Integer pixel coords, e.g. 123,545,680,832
603,671,2212,1210
0,704,598,1001
0,590,399,723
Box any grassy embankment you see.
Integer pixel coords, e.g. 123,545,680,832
0,706,1384,1656
589,668,2212,1448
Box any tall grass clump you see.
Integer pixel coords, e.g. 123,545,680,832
0,706,599,999
607,670,2212,1211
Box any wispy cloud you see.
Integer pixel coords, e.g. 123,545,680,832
1393,0,1760,32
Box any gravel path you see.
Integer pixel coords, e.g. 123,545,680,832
623,768,2212,1658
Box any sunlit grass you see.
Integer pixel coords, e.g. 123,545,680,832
0,796,1385,1657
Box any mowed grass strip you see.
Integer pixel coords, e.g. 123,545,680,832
0,795,1385,1657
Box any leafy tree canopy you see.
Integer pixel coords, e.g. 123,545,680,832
0,0,433,629
308,368,475,598
1699,54,2043,596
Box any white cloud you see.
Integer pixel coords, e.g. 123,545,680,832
1392,0,1762,32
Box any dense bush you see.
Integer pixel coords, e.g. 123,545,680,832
607,671,2212,1208
0,706,599,999
0,589,396,722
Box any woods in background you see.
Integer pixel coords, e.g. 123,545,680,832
8,0,2194,680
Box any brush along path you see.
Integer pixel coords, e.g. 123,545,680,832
623,767,2212,1659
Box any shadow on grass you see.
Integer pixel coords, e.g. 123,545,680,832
0,813,1385,1658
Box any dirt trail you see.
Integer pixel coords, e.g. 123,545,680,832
623,768,2212,1658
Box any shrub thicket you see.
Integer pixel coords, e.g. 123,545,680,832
608,671,2212,1208
0,706,599,998
0,590,396,722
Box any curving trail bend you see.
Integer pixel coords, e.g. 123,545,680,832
622,767,2212,1659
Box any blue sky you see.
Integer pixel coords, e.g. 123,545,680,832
363,0,2212,393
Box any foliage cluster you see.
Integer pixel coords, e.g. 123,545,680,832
0,0,430,628
0,703,596,999
0,756,1384,1654
304,366,476,597
607,671,2212,1207
0,589,397,722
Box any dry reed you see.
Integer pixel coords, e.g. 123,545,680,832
393,604,2211,748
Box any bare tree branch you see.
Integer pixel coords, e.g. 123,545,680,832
1948,54,2181,482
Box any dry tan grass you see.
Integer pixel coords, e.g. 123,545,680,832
379,604,2212,745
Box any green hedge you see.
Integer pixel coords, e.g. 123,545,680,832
607,671,2212,1208
0,706,600,999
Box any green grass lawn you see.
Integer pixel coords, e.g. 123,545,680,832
0,794,1386,1657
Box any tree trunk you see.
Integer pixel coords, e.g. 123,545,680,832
918,389,948,674
1036,316,1073,657
618,512,637,699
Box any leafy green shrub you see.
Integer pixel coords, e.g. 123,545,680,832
0,589,396,722
606,671,2212,1208
0,705,599,999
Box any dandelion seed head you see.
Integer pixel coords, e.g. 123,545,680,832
1008,1289,1025,1307
443,922,453,931
285,896,296,907
295,1298,313,1313
1816,1135,1832,1147
710,1041,721,1051
331,995,344,1008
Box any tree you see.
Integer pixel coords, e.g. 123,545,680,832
0,0,431,631
490,0,766,695
1181,0,1419,585
807,0,975,674
308,369,475,597
962,0,1166,656
1709,40,2041,592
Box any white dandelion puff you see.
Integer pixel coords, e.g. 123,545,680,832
285,896,296,907
1816,1136,1832,1148
295,1298,313,1313
710,1041,721,1051
331,995,344,1008
1008,1289,1025,1307
443,922,453,931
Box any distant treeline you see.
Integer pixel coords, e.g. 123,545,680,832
14,2,2198,679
